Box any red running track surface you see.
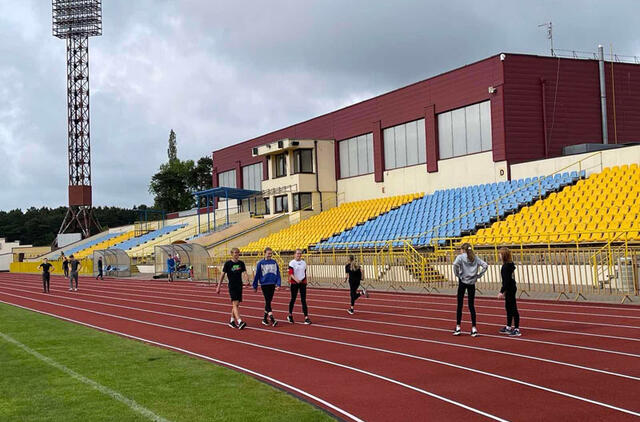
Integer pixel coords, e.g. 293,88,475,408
1,273,639,421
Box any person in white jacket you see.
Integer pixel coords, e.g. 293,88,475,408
452,243,488,337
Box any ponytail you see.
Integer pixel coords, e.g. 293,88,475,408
348,255,360,271
460,243,475,262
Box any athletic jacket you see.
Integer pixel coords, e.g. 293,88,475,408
453,253,488,285
253,259,282,288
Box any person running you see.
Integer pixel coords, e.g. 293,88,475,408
498,247,521,337
38,258,53,293
216,247,248,330
96,257,104,280
61,253,69,279
452,243,488,337
287,249,311,325
253,247,281,327
167,255,176,282
344,255,368,315
68,254,82,292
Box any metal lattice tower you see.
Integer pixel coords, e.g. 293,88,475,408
52,0,103,239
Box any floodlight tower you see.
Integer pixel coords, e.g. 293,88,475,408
52,0,103,239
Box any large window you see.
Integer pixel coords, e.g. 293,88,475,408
275,153,287,178
384,119,426,170
293,193,312,211
242,162,262,191
339,133,374,178
438,101,492,159
274,195,288,213
218,169,236,188
293,149,313,174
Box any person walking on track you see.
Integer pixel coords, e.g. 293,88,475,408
344,255,368,315
253,247,281,327
96,257,104,280
287,249,311,325
498,247,521,337
452,243,488,337
61,253,69,279
38,258,53,293
68,254,82,292
217,247,248,330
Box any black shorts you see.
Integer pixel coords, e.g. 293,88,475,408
228,283,243,302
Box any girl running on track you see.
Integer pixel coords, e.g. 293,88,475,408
498,247,521,337
217,247,248,330
452,243,488,337
344,255,368,315
287,249,311,325
253,247,281,326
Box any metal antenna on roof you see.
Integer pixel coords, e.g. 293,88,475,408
538,21,554,57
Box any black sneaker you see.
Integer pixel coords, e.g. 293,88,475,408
509,328,521,337
261,319,269,326
499,326,512,335
271,319,278,327
238,321,247,330
287,314,294,324
228,321,237,329
347,308,354,315
453,328,461,336
471,329,479,337
304,317,312,325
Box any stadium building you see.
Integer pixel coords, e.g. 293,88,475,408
211,52,640,216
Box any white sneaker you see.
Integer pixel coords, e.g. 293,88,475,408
471,328,479,337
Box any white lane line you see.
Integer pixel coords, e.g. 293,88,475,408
23,283,640,334
3,292,640,419
0,295,510,422
0,330,171,422
3,282,639,358
7,284,638,382
0,301,364,422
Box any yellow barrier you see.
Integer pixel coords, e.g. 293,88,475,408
10,258,94,276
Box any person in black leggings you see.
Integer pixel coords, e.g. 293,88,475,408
344,255,368,315
498,247,521,337
252,247,281,326
38,258,53,293
452,243,488,337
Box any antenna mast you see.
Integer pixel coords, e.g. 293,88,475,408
538,21,554,57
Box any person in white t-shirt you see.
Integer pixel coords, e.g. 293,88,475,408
287,249,311,325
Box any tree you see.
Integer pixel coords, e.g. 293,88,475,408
190,156,213,192
167,129,177,163
149,159,196,212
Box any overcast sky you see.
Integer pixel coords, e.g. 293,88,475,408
1,0,638,211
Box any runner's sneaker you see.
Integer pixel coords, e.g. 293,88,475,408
287,314,294,324
452,328,462,336
509,328,521,337
471,328,479,337
261,319,269,326
499,326,512,334
69,288,73,291
237,321,247,330
271,319,278,327
347,308,354,315
228,321,237,329
361,287,369,298
74,288,78,291
304,317,312,325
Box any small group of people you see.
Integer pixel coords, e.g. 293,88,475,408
453,243,521,337
215,248,369,330
38,252,83,293
167,254,193,282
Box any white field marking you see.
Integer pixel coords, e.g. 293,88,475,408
5,283,638,382
18,280,640,343
3,282,639,355
0,296,510,422
3,292,640,419
0,301,364,422
15,277,639,332
0,331,171,422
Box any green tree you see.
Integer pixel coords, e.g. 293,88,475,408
149,159,196,212
190,156,213,192
167,129,177,163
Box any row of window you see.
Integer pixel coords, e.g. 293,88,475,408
219,100,493,187
273,193,312,213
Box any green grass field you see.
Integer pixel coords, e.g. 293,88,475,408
0,303,334,421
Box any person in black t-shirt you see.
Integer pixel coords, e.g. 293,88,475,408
61,253,69,279
344,255,368,315
68,255,82,291
96,257,104,280
498,247,521,337
217,247,249,329
38,258,53,293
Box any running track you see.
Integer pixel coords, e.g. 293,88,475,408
1,273,639,421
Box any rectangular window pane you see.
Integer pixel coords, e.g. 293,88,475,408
302,149,313,172
465,103,481,154
219,170,236,188
275,154,287,177
438,112,453,159
417,118,426,164
405,121,419,166
242,163,262,191
394,125,407,168
366,133,374,173
383,127,395,170
480,101,492,151
348,138,358,177
357,135,368,175
339,140,349,178
451,108,467,157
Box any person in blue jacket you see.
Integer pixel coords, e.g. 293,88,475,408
167,255,176,282
253,247,281,327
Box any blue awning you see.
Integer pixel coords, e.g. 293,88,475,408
194,187,260,200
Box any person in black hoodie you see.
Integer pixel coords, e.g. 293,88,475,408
498,247,521,337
